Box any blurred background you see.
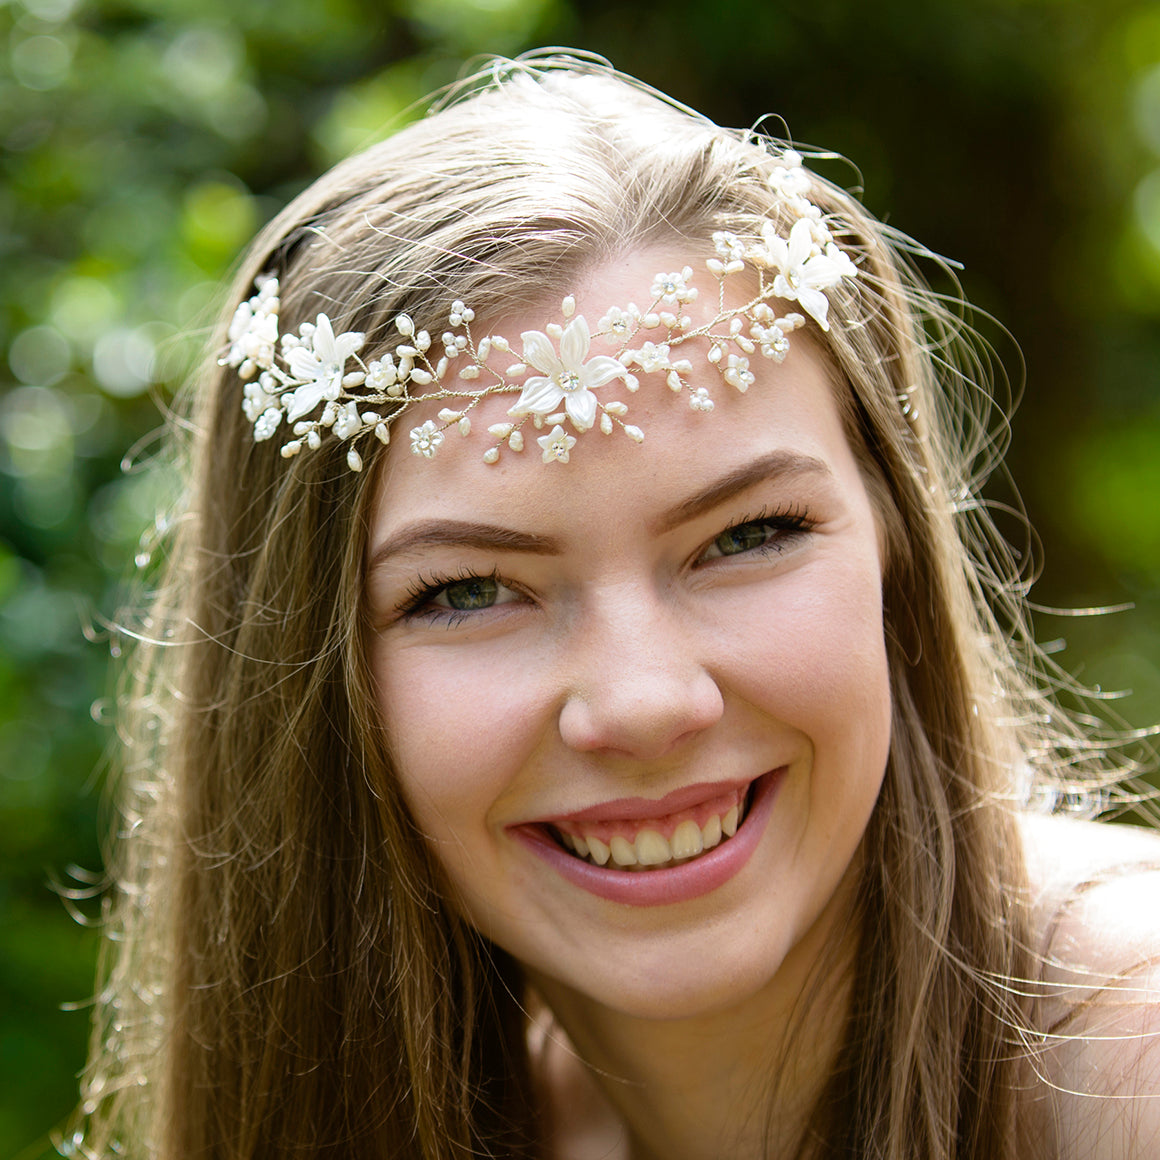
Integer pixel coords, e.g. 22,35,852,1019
2,0,1159,1155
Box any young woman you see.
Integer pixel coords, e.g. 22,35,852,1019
75,55,1160,1160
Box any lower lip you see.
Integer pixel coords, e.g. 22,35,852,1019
509,768,783,907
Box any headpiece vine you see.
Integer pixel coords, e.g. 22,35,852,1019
220,151,857,471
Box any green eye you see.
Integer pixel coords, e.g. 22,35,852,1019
712,523,772,556
439,576,500,611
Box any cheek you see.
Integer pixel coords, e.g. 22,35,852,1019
371,640,547,833
721,554,890,722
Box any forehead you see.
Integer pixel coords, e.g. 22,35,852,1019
369,249,860,542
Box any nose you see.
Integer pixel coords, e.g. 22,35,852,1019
557,584,724,761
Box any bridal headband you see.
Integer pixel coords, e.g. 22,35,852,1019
221,151,858,471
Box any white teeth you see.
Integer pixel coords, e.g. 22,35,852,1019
586,835,610,866
671,819,704,859
635,828,672,865
701,814,722,850
722,805,739,837
609,836,638,866
559,790,750,870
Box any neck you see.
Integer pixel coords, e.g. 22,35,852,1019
532,869,862,1160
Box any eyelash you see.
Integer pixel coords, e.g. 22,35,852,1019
397,506,816,626
398,566,516,627
702,505,814,561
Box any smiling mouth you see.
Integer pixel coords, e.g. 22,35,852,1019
546,781,755,873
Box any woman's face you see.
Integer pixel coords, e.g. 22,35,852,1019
365,251,892,1022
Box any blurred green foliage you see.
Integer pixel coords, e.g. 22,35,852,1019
2,0,1159,1155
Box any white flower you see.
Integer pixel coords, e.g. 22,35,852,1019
222,293,279,377
768,151,812,198
752,321,791,362
597,304,641,339
409,420,444,458
622,341,672,373
650,267,697,304
509,315,626,431
253,407,283,441
364,357,397,391
242,379,280,423
712,232,745,263
333,401,361,440
283,314,365,421
538,424,576,463
722,354,755,392
757,218,856,331
707,232,746,276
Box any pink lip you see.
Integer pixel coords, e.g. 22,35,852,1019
509,769,784,907
539,775,755,826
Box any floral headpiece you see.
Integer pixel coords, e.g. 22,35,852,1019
221,151,857,471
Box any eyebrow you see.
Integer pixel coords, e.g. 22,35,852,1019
367,449,832,571
653,449,833,534
367,521,564,572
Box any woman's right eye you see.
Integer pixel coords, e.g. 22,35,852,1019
400,570,524,624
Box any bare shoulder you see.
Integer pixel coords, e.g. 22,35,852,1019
1018,813,1160,1159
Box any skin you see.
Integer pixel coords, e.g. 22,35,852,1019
361,250,1160,1159
364,250,892,1159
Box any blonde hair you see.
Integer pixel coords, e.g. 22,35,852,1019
76,55,1128,1159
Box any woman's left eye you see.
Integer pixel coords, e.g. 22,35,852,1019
699,513,812,561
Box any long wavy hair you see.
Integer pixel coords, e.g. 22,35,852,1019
74,54,1126,1159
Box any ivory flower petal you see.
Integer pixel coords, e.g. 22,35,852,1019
510,315,625,431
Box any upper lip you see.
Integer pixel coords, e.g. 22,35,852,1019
523,774,759,827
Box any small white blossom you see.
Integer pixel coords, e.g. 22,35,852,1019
221,276,280,377
242,379,280,423
598,304,641,339
622,341,671,373
752,321,791,361
538,424,576,463
722,354,755,392
768,150,812,198
253,407,283,441
365,358,397,391
712,231,746,263
410,420,444,459
333,401,361,440
650,268,697,304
